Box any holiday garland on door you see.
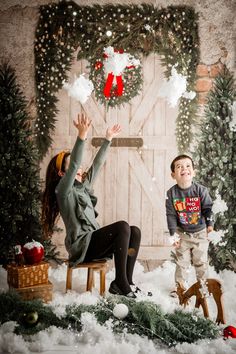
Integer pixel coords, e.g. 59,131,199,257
35,1,200,159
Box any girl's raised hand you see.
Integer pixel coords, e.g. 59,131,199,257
106,124,121,141
73,113,91,140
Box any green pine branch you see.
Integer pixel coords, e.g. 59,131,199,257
0,292,219,345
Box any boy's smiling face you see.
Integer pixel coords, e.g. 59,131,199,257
171,157,195,188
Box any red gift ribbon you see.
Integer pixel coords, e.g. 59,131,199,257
103,73,124,97
102,49,135,98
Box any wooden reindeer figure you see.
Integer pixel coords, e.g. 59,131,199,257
176,278,225,324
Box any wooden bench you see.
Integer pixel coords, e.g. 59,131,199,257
65,260,108,296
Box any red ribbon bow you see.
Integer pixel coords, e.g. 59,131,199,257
103,49,134,98
103,73,123,97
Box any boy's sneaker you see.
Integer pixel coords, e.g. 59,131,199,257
170,282,187,298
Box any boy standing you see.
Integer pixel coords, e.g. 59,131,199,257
166,155,214,295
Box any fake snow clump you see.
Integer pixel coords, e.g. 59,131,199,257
103,46,140,76
158,67,196,107
63,74,94,104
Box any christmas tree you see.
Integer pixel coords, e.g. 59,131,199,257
0,64,58,264
194,67,236,272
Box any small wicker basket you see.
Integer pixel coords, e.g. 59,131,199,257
7,262,49,288
9,281,53,303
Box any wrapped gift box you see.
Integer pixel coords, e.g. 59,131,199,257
9,281,53,303
7,262,49,288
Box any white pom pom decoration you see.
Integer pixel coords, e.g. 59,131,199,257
113,303,129,320
63,74,94,104
157,67,196,107
103,46,140,76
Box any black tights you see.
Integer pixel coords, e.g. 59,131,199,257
84,221,141,294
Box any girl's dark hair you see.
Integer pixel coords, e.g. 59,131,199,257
170,154,195,173
42,152,70,238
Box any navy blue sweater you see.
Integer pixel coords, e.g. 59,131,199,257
166,182,213,236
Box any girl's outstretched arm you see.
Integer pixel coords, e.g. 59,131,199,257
73,112,91,141
105,124,121,141
86,124,121,184
56,113,92,196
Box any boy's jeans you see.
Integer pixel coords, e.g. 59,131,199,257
175,229,209,289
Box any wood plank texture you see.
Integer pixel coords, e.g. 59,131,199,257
41,52,178,258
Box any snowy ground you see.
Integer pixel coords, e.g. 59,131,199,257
0,260,236,354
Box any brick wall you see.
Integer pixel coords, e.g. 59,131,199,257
196,62,225,105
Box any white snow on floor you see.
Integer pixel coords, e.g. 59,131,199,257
0,260,236,354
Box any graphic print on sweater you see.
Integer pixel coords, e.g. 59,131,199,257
173,197,201,225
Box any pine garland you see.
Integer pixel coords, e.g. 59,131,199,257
0,292,219,347
35,1,200,159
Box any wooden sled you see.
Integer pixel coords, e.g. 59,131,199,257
176,278,225,324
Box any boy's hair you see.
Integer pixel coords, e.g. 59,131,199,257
170,154,195,173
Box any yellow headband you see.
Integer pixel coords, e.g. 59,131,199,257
56,151,67,171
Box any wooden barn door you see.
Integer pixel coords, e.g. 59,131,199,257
41,52,178,259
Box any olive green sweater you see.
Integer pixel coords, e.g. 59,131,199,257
55,136,111,265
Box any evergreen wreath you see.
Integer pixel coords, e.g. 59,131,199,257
89,49,142,108
35,1,200,159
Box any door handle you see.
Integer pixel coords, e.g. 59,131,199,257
91,137,143,148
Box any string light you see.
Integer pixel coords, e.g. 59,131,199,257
35,3,199,157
